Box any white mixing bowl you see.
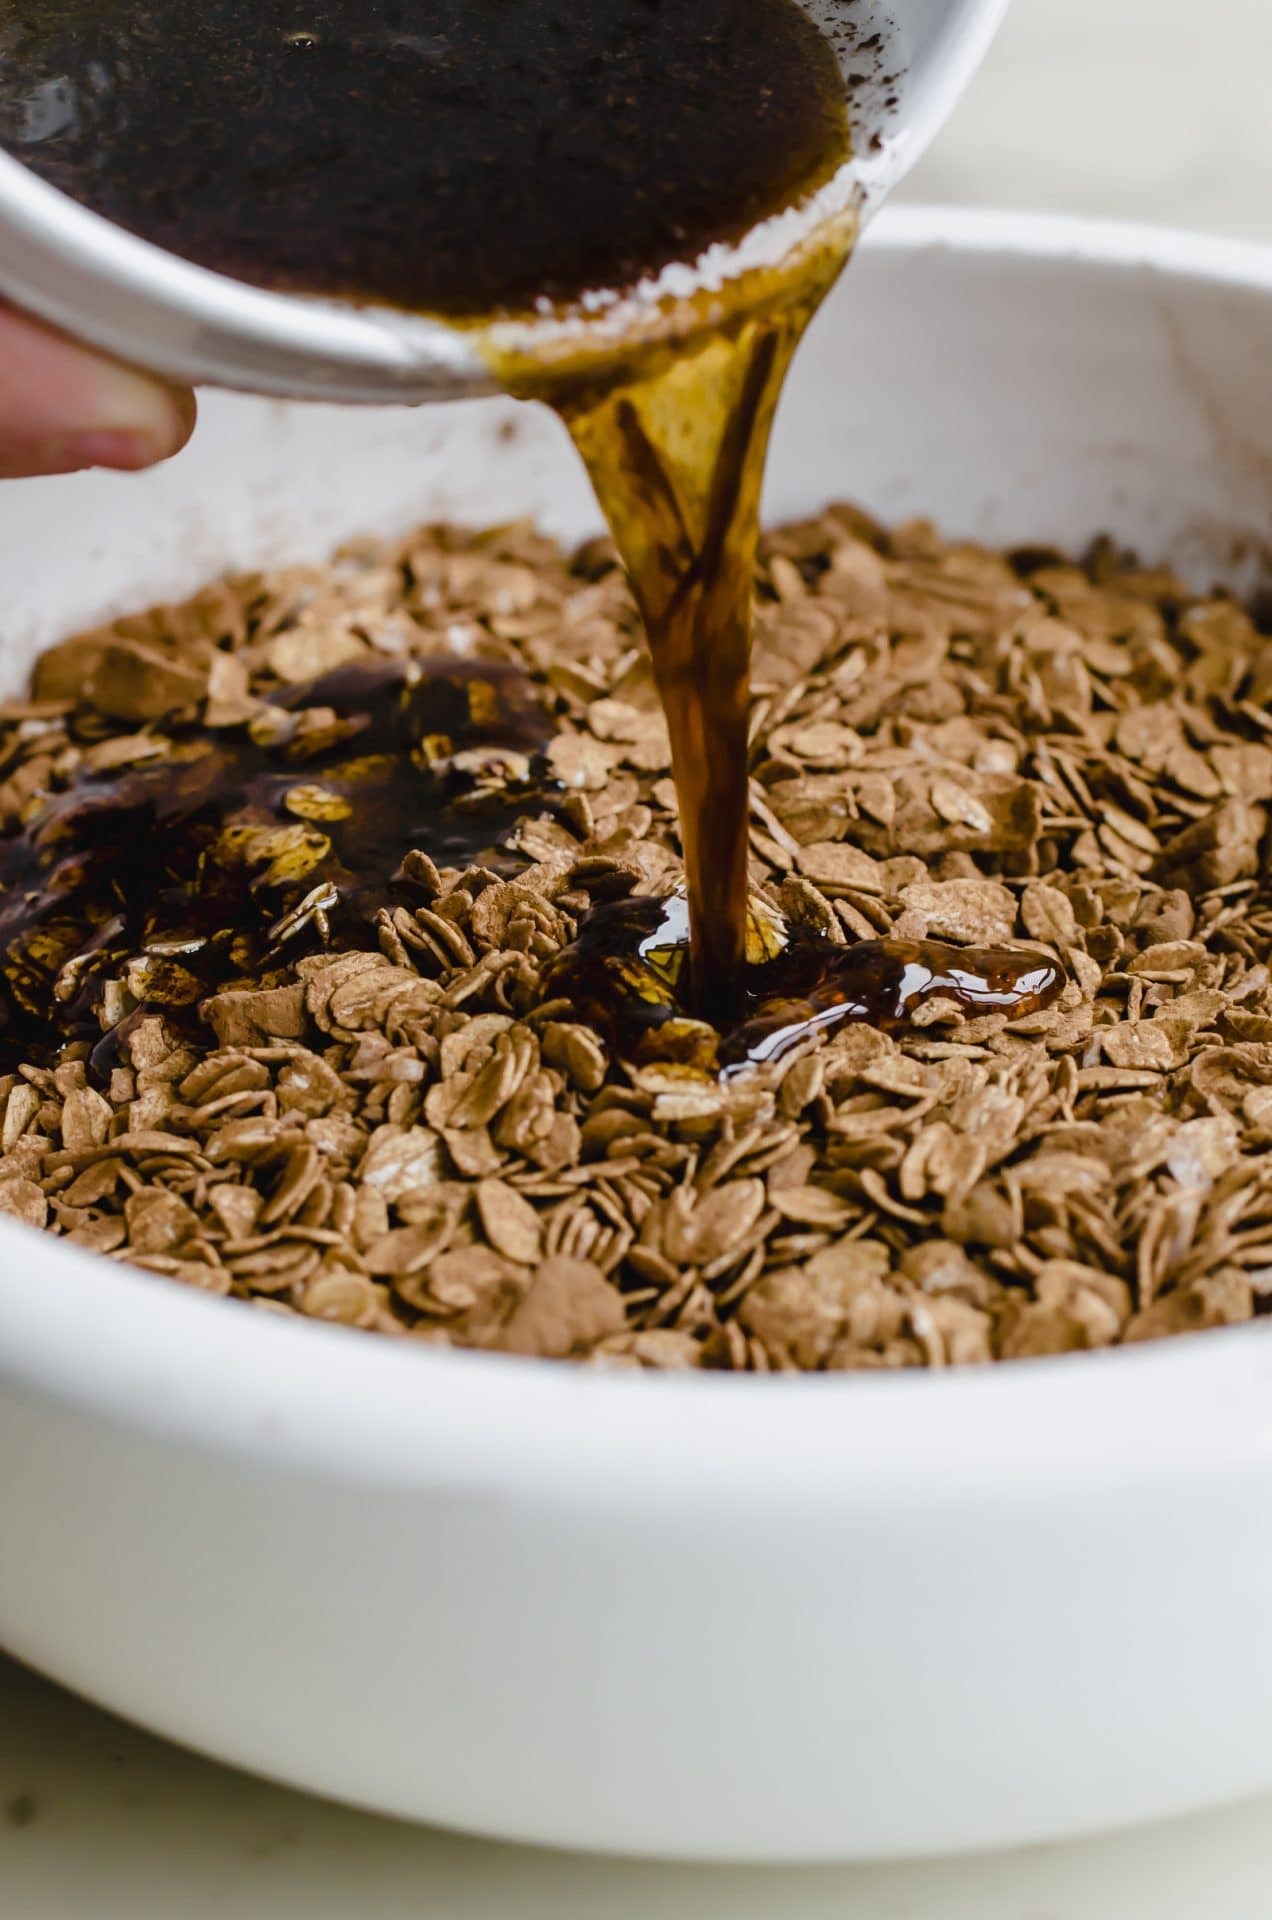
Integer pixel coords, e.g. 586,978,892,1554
3,208,1272,1863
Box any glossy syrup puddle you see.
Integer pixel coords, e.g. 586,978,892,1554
545,893,1066,1077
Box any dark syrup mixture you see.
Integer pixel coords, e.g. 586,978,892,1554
0,0,1065,1076
0,0,850,314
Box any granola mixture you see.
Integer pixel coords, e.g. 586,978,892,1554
2,505,1271,1370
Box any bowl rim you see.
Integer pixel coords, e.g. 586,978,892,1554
5,202,1272,1498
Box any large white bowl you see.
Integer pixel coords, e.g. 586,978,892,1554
4,208,1272,1864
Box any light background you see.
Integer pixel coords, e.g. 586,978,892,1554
905,0,1272,241
6,4,1272,1914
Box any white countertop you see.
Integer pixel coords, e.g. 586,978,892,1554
9,2,1272,1911
8,1652,1272,1920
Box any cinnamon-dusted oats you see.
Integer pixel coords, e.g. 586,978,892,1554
1,509,1271,1368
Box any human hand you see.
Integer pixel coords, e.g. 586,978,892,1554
0,304,195,479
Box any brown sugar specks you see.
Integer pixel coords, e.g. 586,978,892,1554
3,510,1272,1369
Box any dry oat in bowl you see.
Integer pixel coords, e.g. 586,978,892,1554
2,505,1271,1370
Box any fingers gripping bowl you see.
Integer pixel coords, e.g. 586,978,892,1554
5,210,1272,1860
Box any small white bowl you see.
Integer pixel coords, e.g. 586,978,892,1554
0,1,1008,400
4,208,1272,1864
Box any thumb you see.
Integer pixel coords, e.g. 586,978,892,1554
0,304,196,479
